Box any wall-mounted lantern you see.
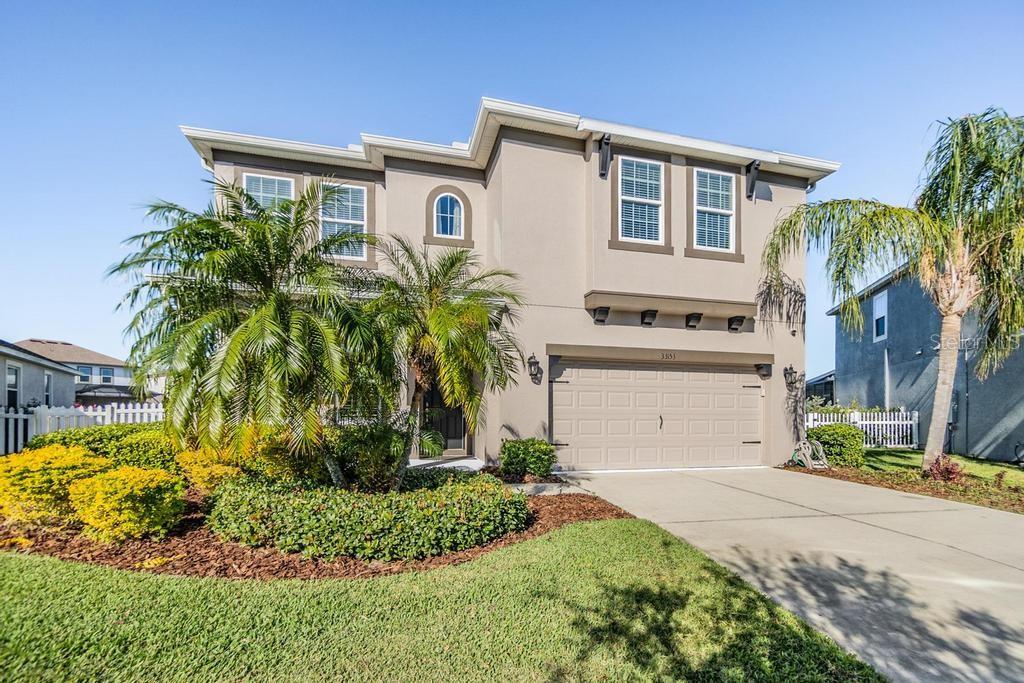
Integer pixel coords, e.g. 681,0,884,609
782,364,797,385
685,313,702,329
592,307,610,324
754,363,773,380
728,315,746,332
527,353,542,382
640,310,658,327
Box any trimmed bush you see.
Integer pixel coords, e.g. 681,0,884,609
175,449,242,493
0,445,112,522
24,423,165,459
399,467,476,492
239,428,330,485
107,430,178,471
499,438,558,477
208,474,529,561
69,467,186,542
806,424,865,468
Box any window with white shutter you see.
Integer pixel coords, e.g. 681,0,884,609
694,169,735,251
619,158,663,243
322,184,367,260
244,174,293,209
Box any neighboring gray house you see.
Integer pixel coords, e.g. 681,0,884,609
0,339,77,409
13,339,146,407
832,271,1024,461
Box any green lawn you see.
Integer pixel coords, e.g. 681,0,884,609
0,519,878,682
865,448,1024,486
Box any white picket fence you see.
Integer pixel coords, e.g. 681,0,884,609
1,402,165,456
807,410,919,448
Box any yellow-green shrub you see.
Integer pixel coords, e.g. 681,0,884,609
69,467,186,542
175,449,242,493
0,446,112,522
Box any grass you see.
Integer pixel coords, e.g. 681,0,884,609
0,519,879,682
864,448,1024,486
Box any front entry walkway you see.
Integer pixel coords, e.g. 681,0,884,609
563,467,1024,683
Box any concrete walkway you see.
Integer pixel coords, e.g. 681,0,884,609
564,467,1024,683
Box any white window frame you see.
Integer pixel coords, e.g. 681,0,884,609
693,167,736,253
432,193,465,239
100,367,114,384
321,182,368,262
873,290,888,342
242,173,294,208
618,156,665,245
76,365,92,383
6,361,21,407
43,371,53,407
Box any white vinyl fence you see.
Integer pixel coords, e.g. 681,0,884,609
1,402,165,455
806,410,919,448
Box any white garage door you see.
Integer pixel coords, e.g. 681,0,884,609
551,360,765,470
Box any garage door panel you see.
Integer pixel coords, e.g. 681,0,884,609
552,360,765,471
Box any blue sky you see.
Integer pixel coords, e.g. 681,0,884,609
2,1,1022,376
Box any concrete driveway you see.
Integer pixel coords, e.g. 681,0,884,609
564,467,1024,683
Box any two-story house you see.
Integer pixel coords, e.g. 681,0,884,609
832,271,1024,462
13,339,156,407
182,98,839,470
0,339,77,409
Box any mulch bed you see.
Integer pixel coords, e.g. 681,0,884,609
785,465,1024,515
0,493,631,581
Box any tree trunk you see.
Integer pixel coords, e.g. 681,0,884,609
408,384,424,459
922,314,963,470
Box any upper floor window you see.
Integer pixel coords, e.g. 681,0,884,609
244,173,293,209
322,184,367,260
619,158,663,243
76,365,91,383
100,367,114,384
433,194,464,239
694,169,735,252
873,290,888,342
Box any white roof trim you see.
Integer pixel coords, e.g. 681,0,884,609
182,98,839,181
0,345,77,375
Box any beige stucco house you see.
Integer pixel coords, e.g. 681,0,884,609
182,98,839,470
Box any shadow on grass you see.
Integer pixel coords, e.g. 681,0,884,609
547,539,880,682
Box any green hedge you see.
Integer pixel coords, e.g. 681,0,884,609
499,438,558,477
806,424,865,468
25,423,166,459
208,474,529,561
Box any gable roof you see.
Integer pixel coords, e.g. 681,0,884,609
0,340,77,374
182,97,841,184
14,339,125,367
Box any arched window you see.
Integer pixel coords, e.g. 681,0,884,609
433,193,463,238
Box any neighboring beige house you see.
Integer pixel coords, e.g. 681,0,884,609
14,339,157,407
182,98,839,470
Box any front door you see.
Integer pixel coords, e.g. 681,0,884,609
423,387,467,453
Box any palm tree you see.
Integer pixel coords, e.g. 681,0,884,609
373,236,525,443
761,109,1024,470
110,180,383,455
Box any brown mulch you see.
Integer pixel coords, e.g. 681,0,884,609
0,493,631,581
784,465,1024,515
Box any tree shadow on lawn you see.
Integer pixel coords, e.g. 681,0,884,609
717,548,1024,683
545,539,880,682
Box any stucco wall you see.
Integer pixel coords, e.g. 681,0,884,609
1,355,76,408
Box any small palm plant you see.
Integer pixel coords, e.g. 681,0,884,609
110,180,381,455
373,236,525,445
761,109,1024,469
